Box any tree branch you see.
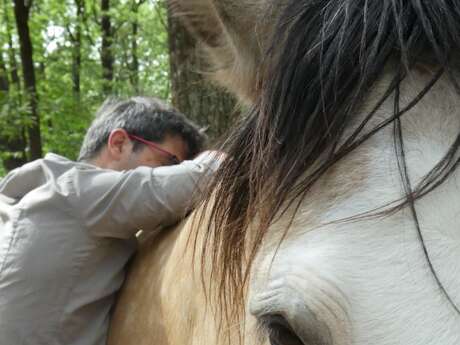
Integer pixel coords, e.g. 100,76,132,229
132,0,147,11
154,1,167,32
65,25,76,42
91,1,100,26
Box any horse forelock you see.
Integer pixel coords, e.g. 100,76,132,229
199,0,460,332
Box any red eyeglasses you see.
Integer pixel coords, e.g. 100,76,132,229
128,134,180,165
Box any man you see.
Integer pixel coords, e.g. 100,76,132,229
0,96,220,345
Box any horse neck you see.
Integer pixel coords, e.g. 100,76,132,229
166,209,264,345
153,213,227,344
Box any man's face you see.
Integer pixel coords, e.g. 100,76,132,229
126,135,188,167
94,129,190,171
123,134,189,170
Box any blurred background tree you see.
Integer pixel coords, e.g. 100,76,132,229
0,0,236,176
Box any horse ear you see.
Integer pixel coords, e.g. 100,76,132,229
169,0,224,48
168,0,270,104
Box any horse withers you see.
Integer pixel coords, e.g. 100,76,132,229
109,1,460,344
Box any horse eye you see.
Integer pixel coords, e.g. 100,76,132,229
262,315,305,345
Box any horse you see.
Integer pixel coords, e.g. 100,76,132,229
108,1,460,344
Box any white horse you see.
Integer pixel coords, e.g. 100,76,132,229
109,1,460,344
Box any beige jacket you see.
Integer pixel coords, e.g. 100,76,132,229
0,153,219,345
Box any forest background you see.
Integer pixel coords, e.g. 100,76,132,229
0,0,236,176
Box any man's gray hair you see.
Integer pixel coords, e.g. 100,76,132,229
78,96,206,162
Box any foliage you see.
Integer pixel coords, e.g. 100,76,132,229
0,0,170,175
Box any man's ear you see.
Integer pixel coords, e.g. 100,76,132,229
107,129,131,161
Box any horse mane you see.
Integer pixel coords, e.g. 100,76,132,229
199,0,460,327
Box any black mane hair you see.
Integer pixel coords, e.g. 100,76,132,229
200,0,460,324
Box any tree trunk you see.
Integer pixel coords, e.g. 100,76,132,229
4,0,20,89
129,0,147,93
71,0,84,101
0,54,8,92
131,20,139,91
130,1,140,93
3,0,26,171
13,0,42,160
100,0,114,95
167,4,236,141
0,37,27,171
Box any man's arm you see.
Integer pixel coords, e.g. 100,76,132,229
69,152,222,239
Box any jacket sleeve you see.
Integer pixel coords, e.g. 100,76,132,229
69,152,221,239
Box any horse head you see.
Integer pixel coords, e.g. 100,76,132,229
110,1,460,344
